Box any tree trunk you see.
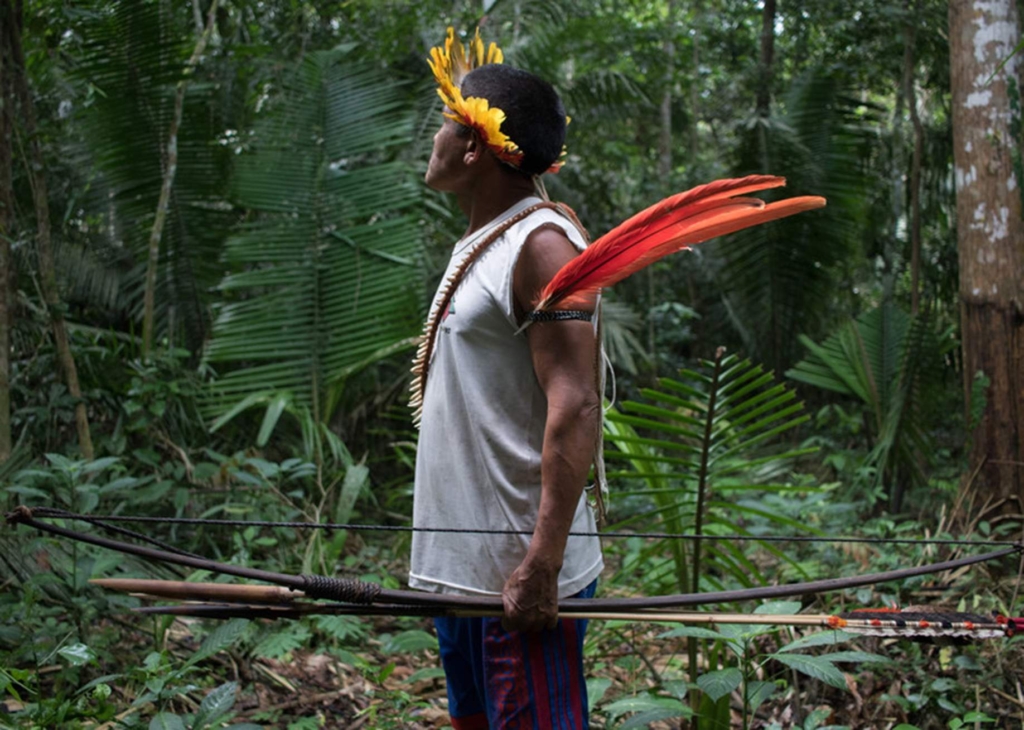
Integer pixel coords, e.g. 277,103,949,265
688,0,701,165
658,0,674,180
903,1,923,315
949,0,1024,510
0,0,13,463
141,0,219,358
649,0,677,374
756,0,776,119
6,0,94,459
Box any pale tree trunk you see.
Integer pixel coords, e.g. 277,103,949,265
5,0,94,458
659,0,674,180
756,0,776,119
141,0,219,358
902,0,923,315
949,0,1024,510
0,0,13,463
688,0,701,165
650,0,676,371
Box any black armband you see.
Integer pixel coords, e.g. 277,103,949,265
526,309,593,323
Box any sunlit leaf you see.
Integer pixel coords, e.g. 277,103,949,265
772,653,848,690
186,619,250,667
58,643,96,667
697,668,742,702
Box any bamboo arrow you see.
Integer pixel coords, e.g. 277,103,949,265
92,579,301,604
96,578,1022,640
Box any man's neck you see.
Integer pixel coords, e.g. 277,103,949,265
456,173,537,236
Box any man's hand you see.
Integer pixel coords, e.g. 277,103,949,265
501,555,560,632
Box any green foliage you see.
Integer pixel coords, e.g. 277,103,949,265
8,452,128,515
595,600,893,729
602,348,826,721
9,328,208,463
202,45,422,436
0,580,253,728
252,623,311,661
70,0,235,352
717,67,878,373
604,350,819,600
4,1,1018,726
599,299,650,376
601,694,694,728
787,303,954,511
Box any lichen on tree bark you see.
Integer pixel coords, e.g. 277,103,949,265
949,0,1024,508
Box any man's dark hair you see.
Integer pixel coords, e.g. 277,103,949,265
460,64,566,177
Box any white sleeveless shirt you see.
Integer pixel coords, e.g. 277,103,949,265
409,197,604,597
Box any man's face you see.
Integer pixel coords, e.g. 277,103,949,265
425,117,469,192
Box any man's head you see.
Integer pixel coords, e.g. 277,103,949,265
425,64,567,190
459,64,567,177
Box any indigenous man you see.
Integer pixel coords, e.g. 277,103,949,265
408,29,604,730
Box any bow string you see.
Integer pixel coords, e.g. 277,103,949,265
7,506,1021,622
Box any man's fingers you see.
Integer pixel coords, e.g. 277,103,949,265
501,593,517,631
502,602,555,633
502,575,560,632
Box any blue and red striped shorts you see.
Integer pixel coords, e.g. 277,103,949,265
433,581,596,730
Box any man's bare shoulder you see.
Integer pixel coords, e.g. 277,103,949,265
514,225,583,317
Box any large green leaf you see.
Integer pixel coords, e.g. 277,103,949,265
202,48,421,428
71,1,234,352
771,653,848,690
786,303,951,509
185,619,249,668
696,668,743,702
716,68,878,373
604,351,820,604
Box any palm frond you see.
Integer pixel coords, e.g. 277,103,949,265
69,0,234,352
604,350,820,599
714,67,880,372
786,304,953,511
202,48,421,433
599,299,648,376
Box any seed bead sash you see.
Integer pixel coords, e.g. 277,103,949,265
409,202,561,424
407,199,606,521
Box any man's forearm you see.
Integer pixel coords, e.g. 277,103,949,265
524,391,601,571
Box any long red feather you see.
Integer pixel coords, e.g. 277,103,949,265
533,176,826,313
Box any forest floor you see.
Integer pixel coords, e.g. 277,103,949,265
28,608,1020,730
4,538,1023,729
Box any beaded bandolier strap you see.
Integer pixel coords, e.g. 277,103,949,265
409,200,598,421
409,201,557,424
408,199,609,522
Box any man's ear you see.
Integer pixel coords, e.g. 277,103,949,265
463,132,485,166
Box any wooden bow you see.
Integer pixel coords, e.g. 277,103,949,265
8,506,1021,617
93,578,1023,642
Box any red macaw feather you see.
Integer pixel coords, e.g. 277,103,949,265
533,175,827,312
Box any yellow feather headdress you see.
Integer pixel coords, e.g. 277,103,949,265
427,27,566,173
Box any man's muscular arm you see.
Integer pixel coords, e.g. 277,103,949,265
503,225,600,632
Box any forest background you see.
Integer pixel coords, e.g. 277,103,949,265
1,0,1023,728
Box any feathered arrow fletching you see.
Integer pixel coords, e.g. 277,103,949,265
532,175,827,314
